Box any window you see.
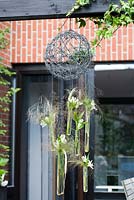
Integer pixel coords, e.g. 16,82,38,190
94,103,134,193
94,64,134,199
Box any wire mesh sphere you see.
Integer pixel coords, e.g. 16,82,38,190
45,30,93,80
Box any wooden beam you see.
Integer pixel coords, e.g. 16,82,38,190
0,0,119,21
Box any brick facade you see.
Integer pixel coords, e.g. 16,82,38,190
0,21,11,180
11,19,134,64
0,21,11,142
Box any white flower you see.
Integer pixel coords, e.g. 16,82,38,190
0,174,8,187
55,134,67,149
82,155,87,163
91,100,97,111
60,134,67,144
68,96,82,109
68,96,79,105
77,119,84,130
82,155,94,169
40,120,47,127
1,180,8,187
40,116,50,127
88,160,94,169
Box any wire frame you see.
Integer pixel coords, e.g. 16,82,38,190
45,30,93,80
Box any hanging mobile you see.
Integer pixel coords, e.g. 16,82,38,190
45,19,93,80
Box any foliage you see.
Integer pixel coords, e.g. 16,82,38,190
0,29,9,49
0,28,19,186
67,0,92,17
67,0,134,48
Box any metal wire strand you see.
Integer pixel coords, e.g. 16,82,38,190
45,30,93,80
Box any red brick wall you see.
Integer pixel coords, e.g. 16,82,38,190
0,21,11,142
11,19,134,63
0,21,11,179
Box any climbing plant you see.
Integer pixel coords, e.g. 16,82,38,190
0,28,19,186
67,0,134,48
67,0,92,17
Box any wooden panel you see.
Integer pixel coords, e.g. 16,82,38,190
0,0,119,21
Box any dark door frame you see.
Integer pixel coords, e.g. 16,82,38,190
14,64,52,200
14,64,95,200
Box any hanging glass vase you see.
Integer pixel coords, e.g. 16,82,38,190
83,166,88,192
85,112,90,153
66,109,72,136
49,123,55,149
75,130,80,156
57,150,67,195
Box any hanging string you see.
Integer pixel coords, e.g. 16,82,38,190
69,18,72,30
40,126,43,200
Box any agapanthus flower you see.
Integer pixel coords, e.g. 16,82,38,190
55,134,67,150
73,112,85,131
77,119,84,130
81,155,94,169
67,96,82,110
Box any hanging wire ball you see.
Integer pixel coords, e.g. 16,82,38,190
45,30,93,80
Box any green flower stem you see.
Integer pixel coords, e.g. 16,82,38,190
66,109,72,136
49,124,55,148
83,166,88,192
75,129,80,156
85,111,90,153
57,150,66,195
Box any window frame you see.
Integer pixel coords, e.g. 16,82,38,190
94,97,134,200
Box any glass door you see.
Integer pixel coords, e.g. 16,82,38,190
20,75,59,200
18,73,81,200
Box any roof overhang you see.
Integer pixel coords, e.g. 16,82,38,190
0,0,120,21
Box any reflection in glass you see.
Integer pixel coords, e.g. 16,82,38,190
27,77,54,200
94,104,134,193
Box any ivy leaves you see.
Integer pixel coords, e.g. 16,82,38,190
67,0,90,17
90,0,134,47
0,28,20,185
89,0,134,47
76,18,86,27
0,28,9,49
68,0,134,48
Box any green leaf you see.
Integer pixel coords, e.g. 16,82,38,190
0,144,9,151
0,169,7,176
0,158,9,167
79,18,86,28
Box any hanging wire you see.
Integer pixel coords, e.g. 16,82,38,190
69,18,72,30
40,126,43,200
